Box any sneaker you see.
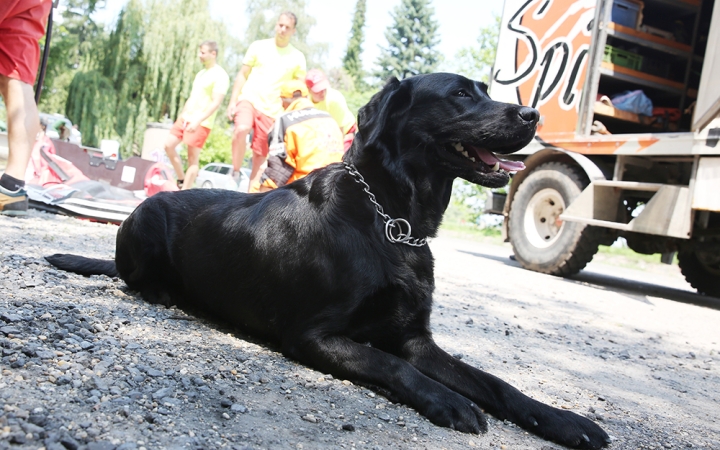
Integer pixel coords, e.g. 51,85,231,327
0,185,29,216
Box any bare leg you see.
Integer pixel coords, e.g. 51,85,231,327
0,75,39,180
249,154,267,190
182,145,201,190
231,123,251,173
163,133,185,182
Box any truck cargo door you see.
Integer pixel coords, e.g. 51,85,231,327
693,0,720,131
491,0,597,137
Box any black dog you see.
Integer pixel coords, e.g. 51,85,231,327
47,73,610,449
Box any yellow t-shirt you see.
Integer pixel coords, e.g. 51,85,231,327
239,39,307,118
183,64,230,130
312,87,356,134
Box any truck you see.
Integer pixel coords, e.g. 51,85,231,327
489,0,720,296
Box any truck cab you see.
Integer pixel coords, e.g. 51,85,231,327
490,0,720,296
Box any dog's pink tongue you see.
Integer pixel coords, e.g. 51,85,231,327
472,147,526,172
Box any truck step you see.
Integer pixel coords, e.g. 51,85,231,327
560,180,692,239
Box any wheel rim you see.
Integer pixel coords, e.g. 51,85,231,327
523,188,566,248
202,181,212,189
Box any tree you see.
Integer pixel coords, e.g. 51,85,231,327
65,70,117,147
342,0,367,90
374,0,441,83
37,0,108,114
64,0,239,157
242,0,327,69
451,15,500,83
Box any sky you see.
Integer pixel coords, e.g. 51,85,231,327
96,0,502,72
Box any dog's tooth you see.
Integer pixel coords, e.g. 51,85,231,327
469,157,476,162
491,162,500,172
453,143,464,152
462,151,469,158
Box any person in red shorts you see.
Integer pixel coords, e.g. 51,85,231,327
0,0,53,216
163,40,229,190
226,12,306,192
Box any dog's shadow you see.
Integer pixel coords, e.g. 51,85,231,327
458,250,720,311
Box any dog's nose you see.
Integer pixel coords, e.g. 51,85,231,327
518,107,539,124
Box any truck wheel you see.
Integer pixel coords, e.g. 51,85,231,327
509,161,601,276
678,249,720,297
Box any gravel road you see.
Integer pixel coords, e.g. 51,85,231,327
1,210,719,450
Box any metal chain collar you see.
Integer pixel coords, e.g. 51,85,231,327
343,162,428,247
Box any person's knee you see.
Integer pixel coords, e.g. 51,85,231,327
164,137,180,152
233,124,251,139
252,155,267,168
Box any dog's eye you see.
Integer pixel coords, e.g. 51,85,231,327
454,89,469,98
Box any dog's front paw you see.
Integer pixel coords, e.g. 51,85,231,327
422,391,488,434
516,405,611,449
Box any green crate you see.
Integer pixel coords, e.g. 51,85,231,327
603,45,643,71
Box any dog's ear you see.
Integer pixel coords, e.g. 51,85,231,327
357,77,412,149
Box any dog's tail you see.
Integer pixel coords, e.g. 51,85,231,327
45,254,119,278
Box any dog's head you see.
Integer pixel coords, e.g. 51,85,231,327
351,73,539,188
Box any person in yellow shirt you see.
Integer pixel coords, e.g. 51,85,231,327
304,69,357,151
226,12,307,192
252,80,343,192
164,40,229,190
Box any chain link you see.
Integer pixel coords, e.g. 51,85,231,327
343,162,428,247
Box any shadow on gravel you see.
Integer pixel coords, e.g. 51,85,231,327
566,271,720,311
458,249,720,311
457,250,522,269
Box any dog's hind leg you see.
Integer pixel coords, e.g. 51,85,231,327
402,336,611,449
285,335,487,433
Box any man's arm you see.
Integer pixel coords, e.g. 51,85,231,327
226,65,252,120
185,91,226,132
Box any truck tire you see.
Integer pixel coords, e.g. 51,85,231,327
678,249,720,297
509,161,601,276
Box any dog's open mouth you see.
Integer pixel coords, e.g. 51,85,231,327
445,143,526,173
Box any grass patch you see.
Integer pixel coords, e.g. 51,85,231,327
439,202,505,244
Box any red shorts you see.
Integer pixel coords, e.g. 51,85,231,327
169,118,211,149
233,100,274,157
0,0,52,85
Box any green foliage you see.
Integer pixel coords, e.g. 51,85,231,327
142,0,233,121
450,179,490,225
340,89,375,118
343,0,367,90
37,1,108,114
374,0,441,83
199,121,233,167
65,70,117,147
242,0,328,69
60,0,239,158
326,67,355,92
440,192,503,244
452,15,501,83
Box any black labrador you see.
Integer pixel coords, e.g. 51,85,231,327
46,73,610,449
